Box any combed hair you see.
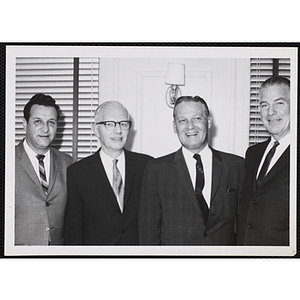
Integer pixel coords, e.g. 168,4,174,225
261,76,290,89
23,93,60,122
173,95,210,118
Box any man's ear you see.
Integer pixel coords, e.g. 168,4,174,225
92,123,99,138
207,116,212,129
173,121,177,134
22,118,28,131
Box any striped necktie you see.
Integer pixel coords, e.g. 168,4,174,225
36,154,48,195
113,159,124,212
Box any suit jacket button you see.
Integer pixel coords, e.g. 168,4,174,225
247,224,252,229
203,232,207,237
251,200,256,204
46,202,50,206
122,229,125,234
45,226,50,231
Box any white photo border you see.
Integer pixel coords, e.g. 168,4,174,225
5,44,298,257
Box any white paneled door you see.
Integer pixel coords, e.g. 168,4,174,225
99,57,250,158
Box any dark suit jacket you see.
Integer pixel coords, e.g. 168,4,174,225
138,147,245,245
15,140,74,245
63,148,153,245
236,138,290,246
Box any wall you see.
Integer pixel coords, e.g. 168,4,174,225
100,57,250,158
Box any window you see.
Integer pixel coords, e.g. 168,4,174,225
249,58,290,145
15,57,100,160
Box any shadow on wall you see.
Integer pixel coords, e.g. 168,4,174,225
208,111,217,148
125,113,136,151
52,112,66,151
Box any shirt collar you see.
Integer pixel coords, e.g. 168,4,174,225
182,143,210,161
270,132,290,148
100,148,125,163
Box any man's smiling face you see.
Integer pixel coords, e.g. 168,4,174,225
173,101,212,153
259,83,290,141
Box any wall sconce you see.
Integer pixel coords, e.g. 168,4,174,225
165,63,185,107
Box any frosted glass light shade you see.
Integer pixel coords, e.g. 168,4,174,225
165,63,185,85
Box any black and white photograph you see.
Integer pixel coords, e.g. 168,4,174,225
4,45,297,257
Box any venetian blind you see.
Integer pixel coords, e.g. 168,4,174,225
15,57,100,160
249,58,290,145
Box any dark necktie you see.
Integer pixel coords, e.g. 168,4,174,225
256,141,280,187
193,154,209,225
36,154,48,195
113,159,124,212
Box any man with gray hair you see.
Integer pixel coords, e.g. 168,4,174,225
64,101,153,245
237,76,290,245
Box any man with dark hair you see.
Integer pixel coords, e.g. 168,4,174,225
15,93,74,245
64,101,153,245
237,76,290,245
139,95,245,245
23,93,60,122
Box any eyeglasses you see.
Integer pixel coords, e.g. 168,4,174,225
96,120,132,131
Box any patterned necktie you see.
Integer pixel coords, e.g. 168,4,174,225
113,159,124,212
193,154,209,225
256,141,280,187
36,154,48,195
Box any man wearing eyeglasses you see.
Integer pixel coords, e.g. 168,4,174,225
64,101,153,245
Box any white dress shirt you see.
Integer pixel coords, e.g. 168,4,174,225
23,139,50,183
182,145,212,207
256,133,290,178
100,149,125,210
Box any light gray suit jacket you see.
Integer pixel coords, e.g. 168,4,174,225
15,140,74,245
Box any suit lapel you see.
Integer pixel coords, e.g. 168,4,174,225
210,148,223,203
17,141,43,188
123,150,136,206
89,149,118,207
251,139,269,195
174,148,202,214
257,146,290,190
47,148,58,195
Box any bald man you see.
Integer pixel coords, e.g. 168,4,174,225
64,101,153,245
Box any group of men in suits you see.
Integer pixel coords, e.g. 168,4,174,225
14,76,291,247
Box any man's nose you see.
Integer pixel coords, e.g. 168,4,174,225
187,120,195,129
113,122,122,133
267,104,275,116
43,122,50,132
